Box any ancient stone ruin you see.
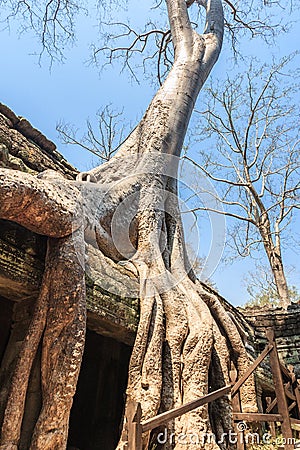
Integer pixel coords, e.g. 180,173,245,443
0,105,299,449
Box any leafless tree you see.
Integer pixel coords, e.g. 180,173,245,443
243,265,300,308
0,0,85,63
186,56,300,308
56,105,129,163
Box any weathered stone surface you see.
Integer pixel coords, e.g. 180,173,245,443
0,103,77,178
240,304,300,378
0,220,45,302
0,219,138,344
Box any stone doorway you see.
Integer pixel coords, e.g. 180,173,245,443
67,329,132,450
0,296,131,450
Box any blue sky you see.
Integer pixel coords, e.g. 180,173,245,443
1,0,299,305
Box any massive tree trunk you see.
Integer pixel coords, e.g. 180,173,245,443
0,1,256,449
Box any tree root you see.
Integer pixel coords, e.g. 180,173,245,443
0,228,86,450
0,162,256,450
114,187,257,449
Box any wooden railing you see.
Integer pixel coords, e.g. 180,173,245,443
124,328,300,450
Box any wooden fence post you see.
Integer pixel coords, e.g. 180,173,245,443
230,365,246,450
266,397,276,438
266,328,294,450
126,400,143,450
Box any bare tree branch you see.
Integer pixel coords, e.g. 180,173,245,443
0,0,85,63
57,105,130,163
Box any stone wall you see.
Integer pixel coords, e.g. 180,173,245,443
241,305,300,378
0,103,76,177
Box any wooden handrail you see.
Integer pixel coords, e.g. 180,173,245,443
231,343,273,397
266,397,277,413
280,362,294,381
141,385,231,432
127,328,298,450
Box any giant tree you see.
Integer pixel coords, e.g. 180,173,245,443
0,0,292,449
